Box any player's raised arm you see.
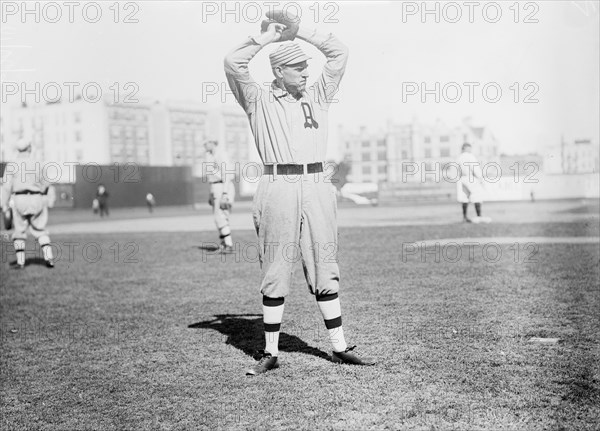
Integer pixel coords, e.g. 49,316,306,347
224,22,286,114
265,10,349,107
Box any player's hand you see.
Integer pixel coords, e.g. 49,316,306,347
256,22,286,45
265,9,300,41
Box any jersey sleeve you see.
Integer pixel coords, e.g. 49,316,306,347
0,164,14,209
303,31,349,109
224,38,264,116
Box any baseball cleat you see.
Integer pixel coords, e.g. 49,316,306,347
45,259,55,268
463,218,472,223
246,351,279,375
331,346,376,366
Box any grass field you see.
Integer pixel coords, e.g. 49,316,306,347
1,207,599,429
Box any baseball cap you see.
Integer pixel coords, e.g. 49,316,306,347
269,43,311,68
15,137,32,152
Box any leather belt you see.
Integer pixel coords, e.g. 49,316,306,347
210,180,223,184
264,162,323,176
14,190,42,195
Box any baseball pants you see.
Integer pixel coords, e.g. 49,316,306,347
457,177,484,204
11,194,49,240
210,182,232,238
252,173,340,298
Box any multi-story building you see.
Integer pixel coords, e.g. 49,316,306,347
2,99,255,184
339,118,499,184
561,138,599,174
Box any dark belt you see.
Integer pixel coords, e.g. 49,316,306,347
14,190,42,195
264,162,323,176
210,180,223,184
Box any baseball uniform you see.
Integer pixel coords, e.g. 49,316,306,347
226,23,375,373
1,142,55,267
456,151,484,204
205,145,235,249
225,31,346,298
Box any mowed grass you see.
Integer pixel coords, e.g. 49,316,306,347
1,221,599,430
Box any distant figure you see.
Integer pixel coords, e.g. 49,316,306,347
530,190,535,203
204,139,235,253
0,137,56,268
146,192,156,213
96,184,109,217
456,143,491,224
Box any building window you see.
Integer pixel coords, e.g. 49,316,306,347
74,112,81,123
401,150,408,159
362,152,371,162
377,151,387,161
362,165,371,175
75,131,82,142
361,140,370,148
440,135,449,143
378,165,387,174
424,136,431,144
377,139,385,147
440,147,450,157
424,149,432,158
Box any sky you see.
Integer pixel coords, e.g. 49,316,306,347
1,0,599,158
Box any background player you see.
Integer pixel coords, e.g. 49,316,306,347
0,137,56,269
225,11,375,375
456,143,491,224
204,139,235,253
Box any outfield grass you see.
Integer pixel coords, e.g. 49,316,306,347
1,221,599,430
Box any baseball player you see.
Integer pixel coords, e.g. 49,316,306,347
204,139,235,253
456,143,491,224
0,137,56,269
225,10,375,375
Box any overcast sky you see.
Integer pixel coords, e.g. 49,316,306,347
2,1,598,158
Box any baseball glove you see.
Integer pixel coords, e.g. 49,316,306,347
3,208,13,230
219,194,232,211
263,9,300,41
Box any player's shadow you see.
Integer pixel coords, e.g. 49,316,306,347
9,257,47,267
195,244,220,252
188,314,330,360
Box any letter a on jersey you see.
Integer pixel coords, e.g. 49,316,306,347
301,102,319,129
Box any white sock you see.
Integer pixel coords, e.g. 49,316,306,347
263,296,284,357
14,239,25,266
317,293,348,353
39,235,53,260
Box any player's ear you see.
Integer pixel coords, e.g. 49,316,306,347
273,67,283,79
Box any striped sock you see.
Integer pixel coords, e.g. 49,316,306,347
219,226,233,247
14,239,25,266
316,293,348,353
39,235,53,261
263,296,284,357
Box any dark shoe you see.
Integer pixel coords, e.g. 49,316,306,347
45,259,55,268
246,351,279,375
463,217,472,223
331,346,375,366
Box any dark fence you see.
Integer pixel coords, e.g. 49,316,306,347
74,164,194,209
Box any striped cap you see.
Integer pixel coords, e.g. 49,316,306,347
269,43,311,68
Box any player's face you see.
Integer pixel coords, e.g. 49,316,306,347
280,61,309,96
